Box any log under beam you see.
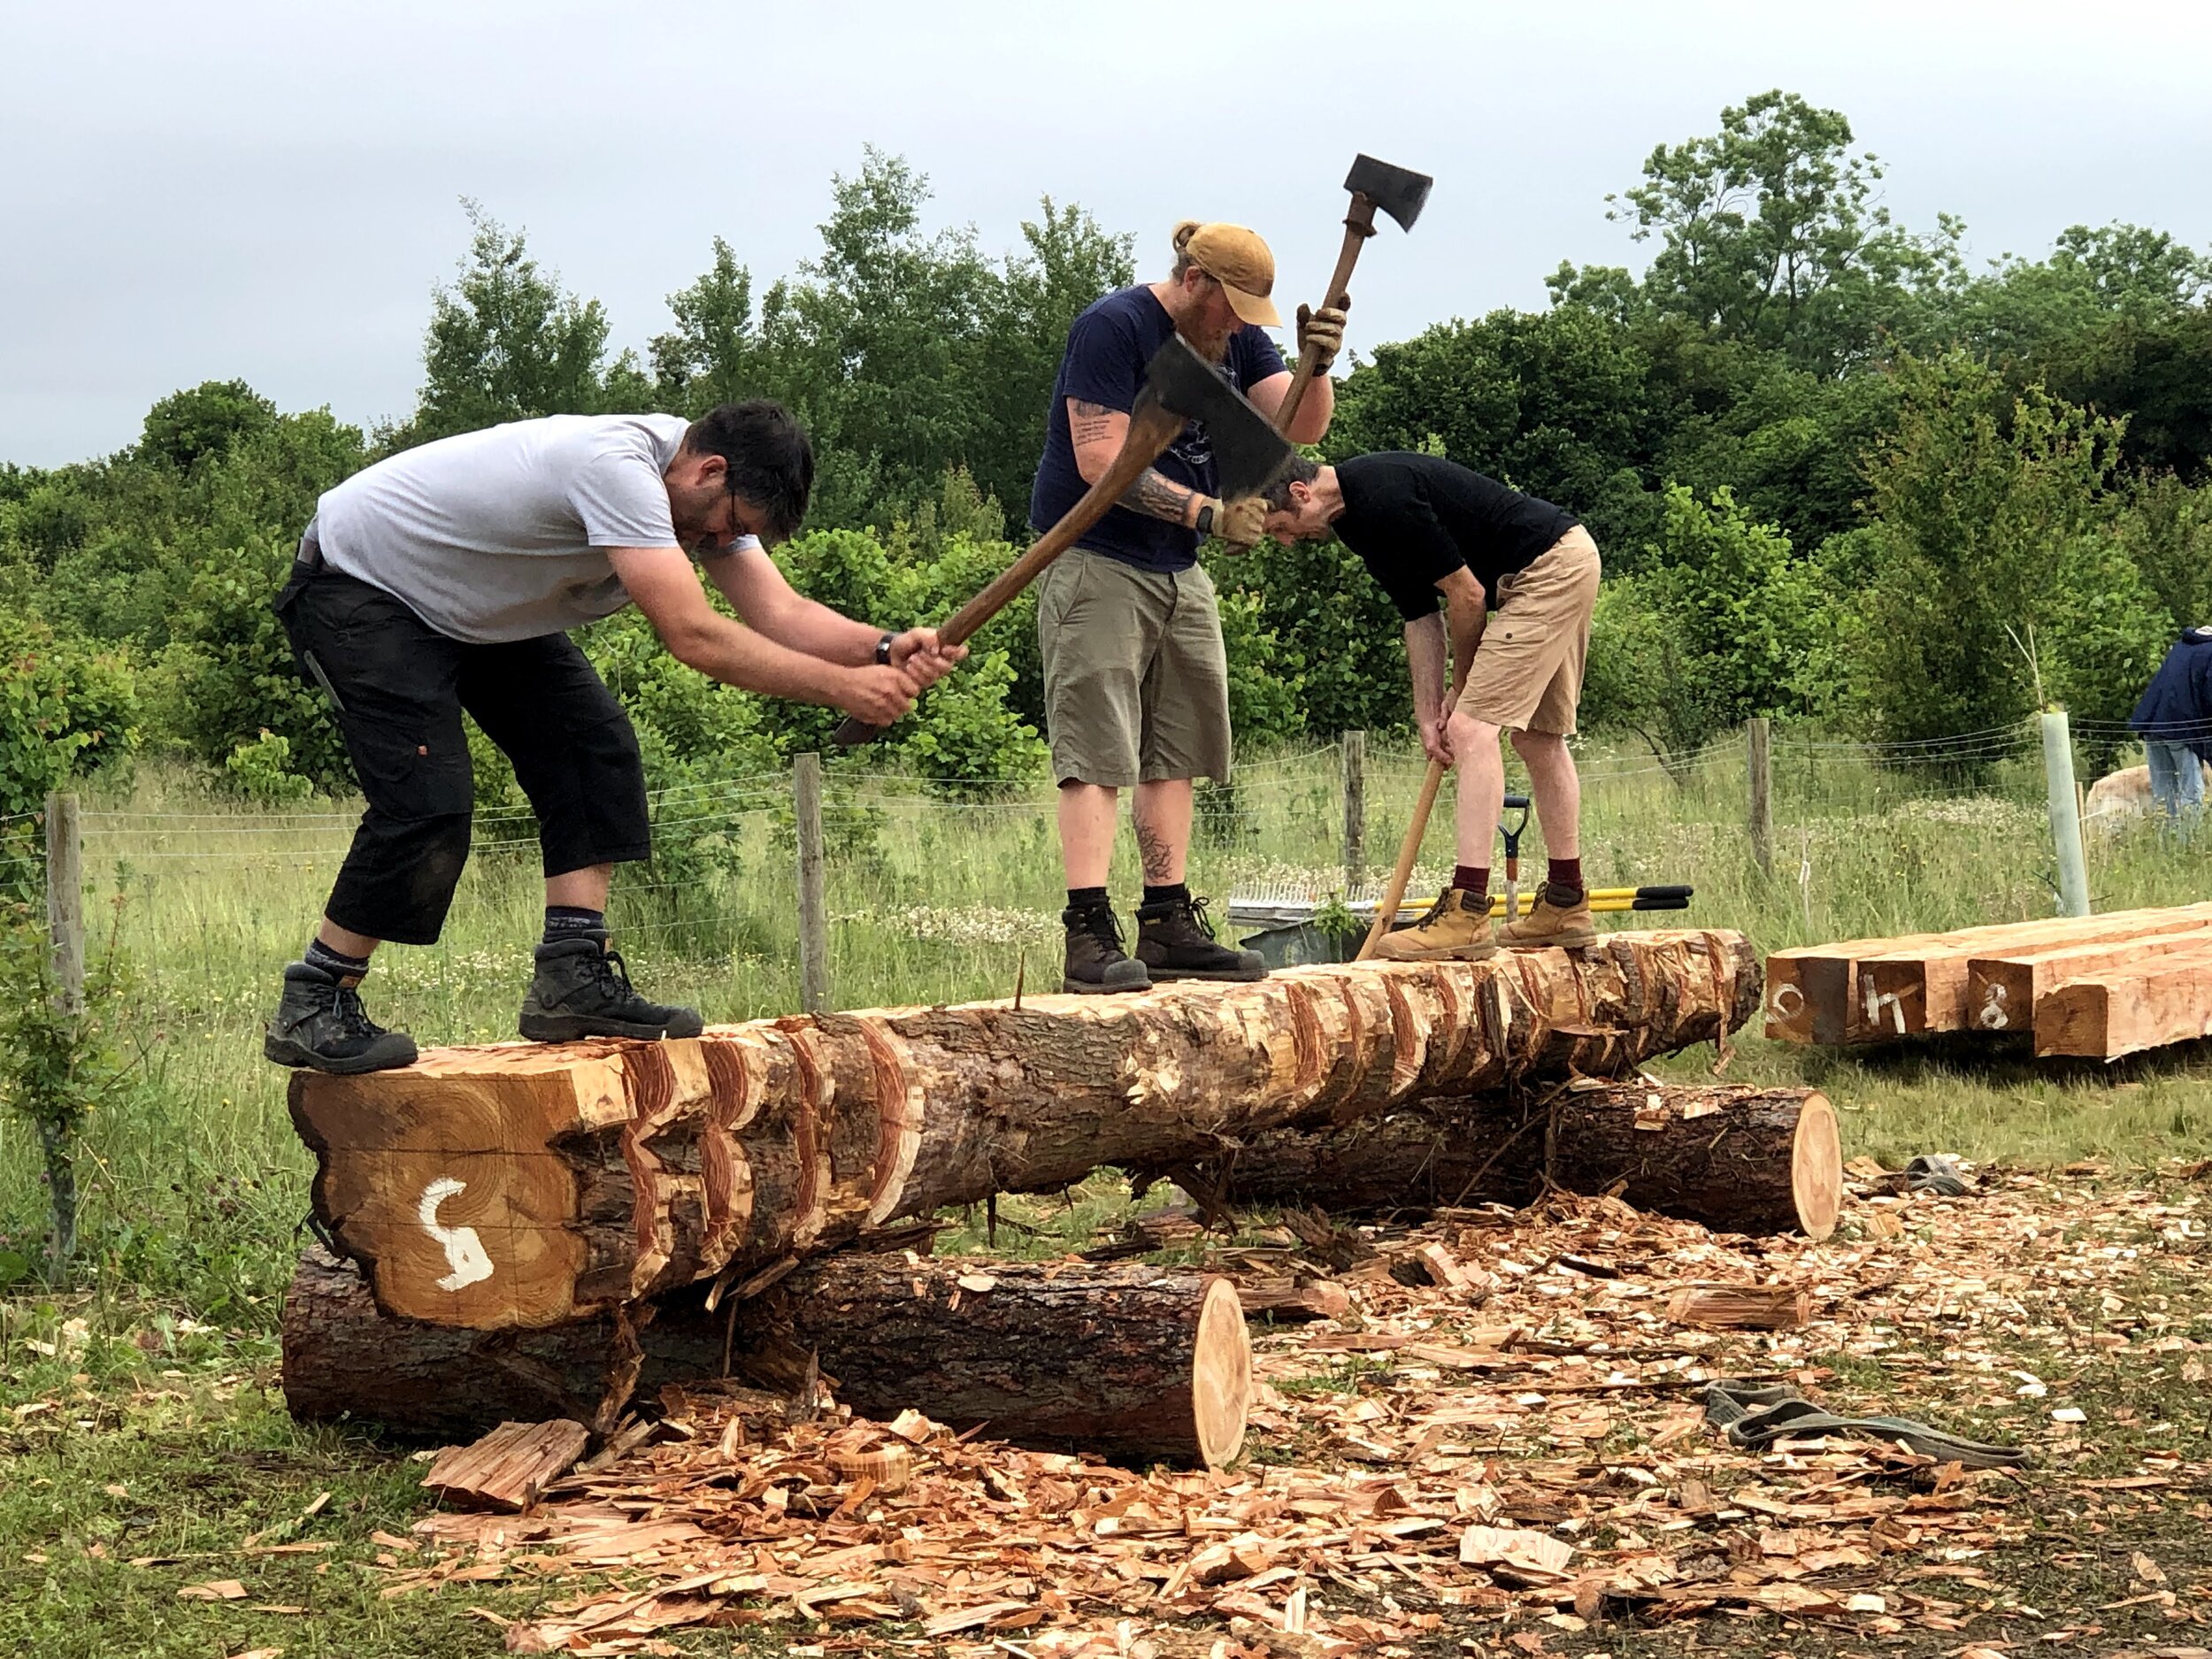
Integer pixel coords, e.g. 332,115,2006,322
282,1246,1253,1468
292,936,1758,1329
1164,1084,1840,1240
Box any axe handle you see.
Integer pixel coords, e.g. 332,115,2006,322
1271,194,1379,437
831,396,1187,748
1354,756,1445,961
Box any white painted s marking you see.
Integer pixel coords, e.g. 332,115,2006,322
419,1176,494,1292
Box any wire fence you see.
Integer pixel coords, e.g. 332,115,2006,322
11,711,2205,1017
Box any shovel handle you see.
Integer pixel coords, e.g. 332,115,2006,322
1355,756,1445,961
829,397,1186,748
1272,194,1378,437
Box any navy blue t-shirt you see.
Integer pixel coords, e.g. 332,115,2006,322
1029,286,1286,573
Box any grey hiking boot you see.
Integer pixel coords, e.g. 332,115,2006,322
264,961,419,1074
1062,903,1151,995
519,936,704,1042
1134,895,1266,983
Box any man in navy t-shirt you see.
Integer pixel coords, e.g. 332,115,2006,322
1030,220,1345,992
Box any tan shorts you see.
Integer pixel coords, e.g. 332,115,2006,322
1036,549,1233,787
1456,526,1601,736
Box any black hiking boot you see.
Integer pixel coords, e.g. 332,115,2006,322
1062,902,1151,995
519,935,704,1042
1135,894,1266,983
263,961,419,1074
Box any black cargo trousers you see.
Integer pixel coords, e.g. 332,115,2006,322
274,526,653,946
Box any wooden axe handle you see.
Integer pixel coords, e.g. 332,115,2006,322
1355,756,1444,960
832,398,1187,747
1271,194,1378,436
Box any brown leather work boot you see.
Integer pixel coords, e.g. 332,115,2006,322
1501,886,1598,949
1371,887,1497,962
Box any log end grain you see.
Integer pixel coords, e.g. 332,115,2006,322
1791,1091,1843,1242
1190,1277,1252,1471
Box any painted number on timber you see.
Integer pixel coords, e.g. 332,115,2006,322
1768,984,1804,1020
419,1177,494,1292
1977,984,2010,1029
1862,978,1907,1036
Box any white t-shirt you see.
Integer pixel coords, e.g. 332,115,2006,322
311,413,694,643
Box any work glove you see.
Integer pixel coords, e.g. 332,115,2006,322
1212,495,1266,551
1295,302,1348,373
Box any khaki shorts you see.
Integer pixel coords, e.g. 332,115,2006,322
1456,526,1601,736
1036,549,1233,787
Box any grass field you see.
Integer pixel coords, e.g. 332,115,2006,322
4,724,2212,1656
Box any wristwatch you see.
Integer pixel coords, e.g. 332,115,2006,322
875,632,896,665
1194,500,1216,537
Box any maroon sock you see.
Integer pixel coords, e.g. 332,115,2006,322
1451,865,1489,902
1547,858,1585,904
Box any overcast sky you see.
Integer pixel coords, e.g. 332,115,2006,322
4,0,2207,468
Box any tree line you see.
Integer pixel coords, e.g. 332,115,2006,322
4,89,2209,849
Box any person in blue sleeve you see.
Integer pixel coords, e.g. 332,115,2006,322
1029,220,1345,992
2131,626,2212,824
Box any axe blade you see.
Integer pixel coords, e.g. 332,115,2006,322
1344,153,1432,232
1141,335,1297,502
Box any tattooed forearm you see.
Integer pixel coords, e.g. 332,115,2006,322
1119,466,1198,526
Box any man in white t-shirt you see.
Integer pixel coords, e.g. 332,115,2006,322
265,400,961,1074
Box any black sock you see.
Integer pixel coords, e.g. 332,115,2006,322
1065,887,1110,916
1141,882,1189,909
543,905,607,944
1451,865,1489,902
304,937,370,982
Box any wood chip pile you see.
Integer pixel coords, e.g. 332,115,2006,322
382,1163,2212,1656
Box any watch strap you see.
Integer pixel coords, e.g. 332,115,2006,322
874,632,896,665
1194,501,1216,537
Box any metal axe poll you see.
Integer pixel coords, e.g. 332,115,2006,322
1272,152,1432,435
831,334,1296,747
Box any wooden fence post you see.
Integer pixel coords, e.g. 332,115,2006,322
2040,711,2091,917
793,755,831,1012
41,792,84,1278
1340,730,1365,893
45,792,83,1016
1746,718,1772,876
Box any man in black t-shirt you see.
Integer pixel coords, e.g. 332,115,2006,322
1030,220,1346,993
1263,452,1601,958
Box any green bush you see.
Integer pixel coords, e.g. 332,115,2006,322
1582,485,1823,773
221,730,315,806
1842,352,2169,749
0,619,140,886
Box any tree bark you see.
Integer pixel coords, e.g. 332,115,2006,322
1166,1084,1839,1240
282,1246,1252,1468
290,934,1759,1328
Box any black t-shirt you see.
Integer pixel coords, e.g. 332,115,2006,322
1331,452,1579,619
1029,286,1286,573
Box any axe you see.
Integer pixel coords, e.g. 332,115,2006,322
832,334,1296,747
1272,153,1432,435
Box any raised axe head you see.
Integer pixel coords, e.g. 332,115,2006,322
1344,153,1432,232
1138,335,1297,502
